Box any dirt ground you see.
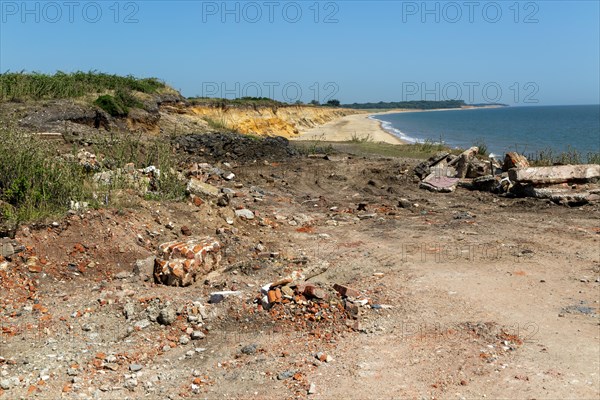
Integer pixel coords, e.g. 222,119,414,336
1,149,599,399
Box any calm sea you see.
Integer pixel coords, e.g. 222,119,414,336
372,105,600,156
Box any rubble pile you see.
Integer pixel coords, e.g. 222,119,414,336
256,272,382,333
174,132,298,163
153,238,222,287
414,148,600,206
92,162,162,195
0,238,38,319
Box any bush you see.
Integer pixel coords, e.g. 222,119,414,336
94,89,144,116
94,94,128,116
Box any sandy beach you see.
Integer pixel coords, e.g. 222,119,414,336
294,110,407,144
294,106,506,145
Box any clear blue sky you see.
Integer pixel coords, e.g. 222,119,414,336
1,1,599,105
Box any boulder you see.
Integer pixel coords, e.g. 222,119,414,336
154,238,222,287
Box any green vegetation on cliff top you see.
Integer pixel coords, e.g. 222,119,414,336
0,71,166,102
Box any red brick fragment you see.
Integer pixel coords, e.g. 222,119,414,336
332,283,360,298
304,285,327,300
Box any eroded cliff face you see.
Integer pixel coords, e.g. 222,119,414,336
167,105,358,137
8,96,356,139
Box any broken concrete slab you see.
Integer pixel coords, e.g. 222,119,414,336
466,158,491,178
430,161,458,179
448,146,478,179
472,175,498,192
503,152,530,171
521,186,600,206
414,151,451,179
419,174,460,193
509,164,600,185
186,178,220,198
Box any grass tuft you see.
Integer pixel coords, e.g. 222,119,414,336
526,146,600,166
0,126,186,225
349,132,373,143
0,127,89,223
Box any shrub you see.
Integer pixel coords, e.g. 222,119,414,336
94,94,128,116
94,89,144,116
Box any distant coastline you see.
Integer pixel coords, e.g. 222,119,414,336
342,99,508,110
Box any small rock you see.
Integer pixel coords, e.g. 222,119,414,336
129,364,143,372
209,290,241,304
308,382,317,394
315,352,333,362
0,242,15,258
181,226,192,236
123,302,135,320
114,271,130,279
398,198,413,208
157,307,177,325
124,378,138,390
0,379,11,390
179,335,190,345
241,344,258,355
235,209,255,220
281,285,294,298
104,363,118,371
217,195,229,207
134,319,151,330
277,370,295,380
191,331,206,340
